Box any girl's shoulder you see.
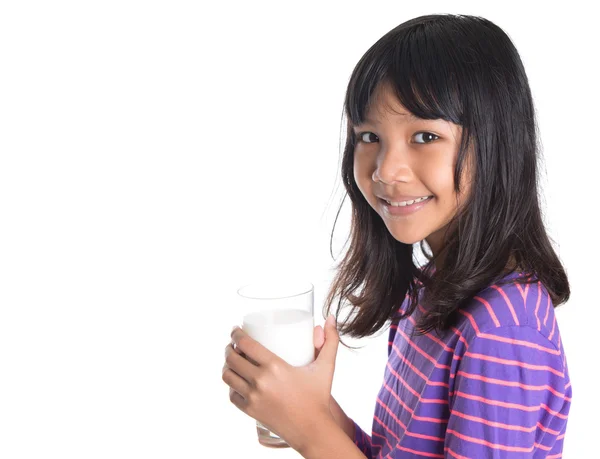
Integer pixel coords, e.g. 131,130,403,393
458,270,560,351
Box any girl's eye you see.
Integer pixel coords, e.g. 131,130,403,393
355,131,439,144
356,132,379,143
414,132,439,144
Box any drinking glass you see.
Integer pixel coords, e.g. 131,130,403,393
236,280,315,448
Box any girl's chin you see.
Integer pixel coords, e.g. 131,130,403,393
385,229,427,245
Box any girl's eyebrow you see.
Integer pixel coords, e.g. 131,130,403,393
353,114,423,131
359,113,423,125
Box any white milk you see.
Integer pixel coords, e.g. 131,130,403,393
242,308,314,367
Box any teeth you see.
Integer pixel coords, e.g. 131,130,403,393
386,196,431,207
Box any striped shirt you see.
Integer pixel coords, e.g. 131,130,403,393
352,270,572,458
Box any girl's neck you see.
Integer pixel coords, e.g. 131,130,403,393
502,255,521,275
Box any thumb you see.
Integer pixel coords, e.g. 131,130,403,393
313,325,325,360
317,314,339,364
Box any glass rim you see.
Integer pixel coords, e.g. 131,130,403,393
237,281,314,300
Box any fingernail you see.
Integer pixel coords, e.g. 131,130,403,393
326,314,335,326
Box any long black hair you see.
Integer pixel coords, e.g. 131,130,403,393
324,14,570,347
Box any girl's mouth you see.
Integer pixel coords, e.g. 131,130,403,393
379,196,433,216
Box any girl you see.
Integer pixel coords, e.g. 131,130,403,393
223,13,571,458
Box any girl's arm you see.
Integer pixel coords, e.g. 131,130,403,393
329,394,356,439
330,395,374,458
298,415,368,459
313,326,373,456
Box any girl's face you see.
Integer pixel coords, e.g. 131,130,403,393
352,81,472,257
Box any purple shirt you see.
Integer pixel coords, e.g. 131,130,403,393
353,271,571,458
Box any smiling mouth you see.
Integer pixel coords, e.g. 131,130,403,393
379,196,433,207
378,196,433,216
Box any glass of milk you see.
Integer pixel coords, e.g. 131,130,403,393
236,279,314,448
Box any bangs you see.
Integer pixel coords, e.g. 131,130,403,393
344,22,466,128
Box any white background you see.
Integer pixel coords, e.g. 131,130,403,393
0,1,597,458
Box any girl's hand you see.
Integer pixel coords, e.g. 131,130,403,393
222,315,339,452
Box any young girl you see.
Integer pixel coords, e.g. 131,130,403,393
223,13,571,458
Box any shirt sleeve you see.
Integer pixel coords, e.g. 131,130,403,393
352,418,374,458
444,325,571,458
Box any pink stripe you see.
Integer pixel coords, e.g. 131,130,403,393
544,293,551,326
395,444,444,457
549,316,557,341
394,328,452,371
517,282,530,305
477,331,560,355
534,283,542,331
444,447,471,459
390,341,450,386
375,430,444,459
447,428,551,452
386,361,449,402
381,379,417,416
534,442,553,452
450,408,535,432
463,351,564,377
451,390,569,417
382,380,449,424
408,313,461,355
453,389,540,410
362,424,372,446
458,309,480,335
455,370,565,397
491,285,520,325
376,396,408,431
473,295,500,327
450,326,469,347
420,323,456,352
537,421,562,435
377,398,446,443
372,430,393,456
373,414,400,442
405,428,444,443
540,403,569,419
385,361,420,398
516,282,525,301
416,303,468,348
450,408,560,434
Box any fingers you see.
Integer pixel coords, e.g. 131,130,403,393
222,343,254,399
314,325,325,360
222,365,251,400
231,327,269,366
318,315,340,363
224,342,259,383
314,325,325,349
228,386,247,411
